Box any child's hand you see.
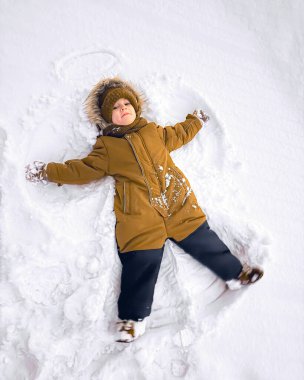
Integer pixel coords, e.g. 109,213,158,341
193,109,210,123
25,161,48,184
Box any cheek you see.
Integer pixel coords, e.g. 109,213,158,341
112,110,120,122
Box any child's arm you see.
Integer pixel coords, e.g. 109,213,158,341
25,137,108,186
156,110,209,153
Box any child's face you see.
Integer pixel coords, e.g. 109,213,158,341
112,98,136,125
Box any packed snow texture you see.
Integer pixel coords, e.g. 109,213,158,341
0,1,304,379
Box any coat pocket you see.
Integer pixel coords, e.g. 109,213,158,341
115,181,143,215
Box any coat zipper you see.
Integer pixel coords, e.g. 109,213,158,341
124,135,153,203
137,132,166,198
137,133,158,176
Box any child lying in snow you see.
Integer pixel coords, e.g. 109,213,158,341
25,76,263,343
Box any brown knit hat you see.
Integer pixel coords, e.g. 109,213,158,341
99,87,139,123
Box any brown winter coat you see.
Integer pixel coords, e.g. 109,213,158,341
45,78,207,252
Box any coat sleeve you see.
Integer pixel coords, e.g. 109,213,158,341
45,137,108,185
156,114,203,152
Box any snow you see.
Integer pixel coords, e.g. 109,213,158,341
1,0,304,379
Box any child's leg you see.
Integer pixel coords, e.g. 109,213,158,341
171,221,242,281
117,247,164,321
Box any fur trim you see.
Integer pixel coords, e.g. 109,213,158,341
83,76,146,132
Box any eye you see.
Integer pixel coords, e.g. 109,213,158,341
125,102,130,105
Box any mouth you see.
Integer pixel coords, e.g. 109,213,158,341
122,113,130,117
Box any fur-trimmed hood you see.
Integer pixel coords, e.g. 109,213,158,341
83,76,146,132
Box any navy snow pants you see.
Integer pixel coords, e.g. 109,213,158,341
117,220,242,321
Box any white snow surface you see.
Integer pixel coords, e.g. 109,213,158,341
0,1,304,379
